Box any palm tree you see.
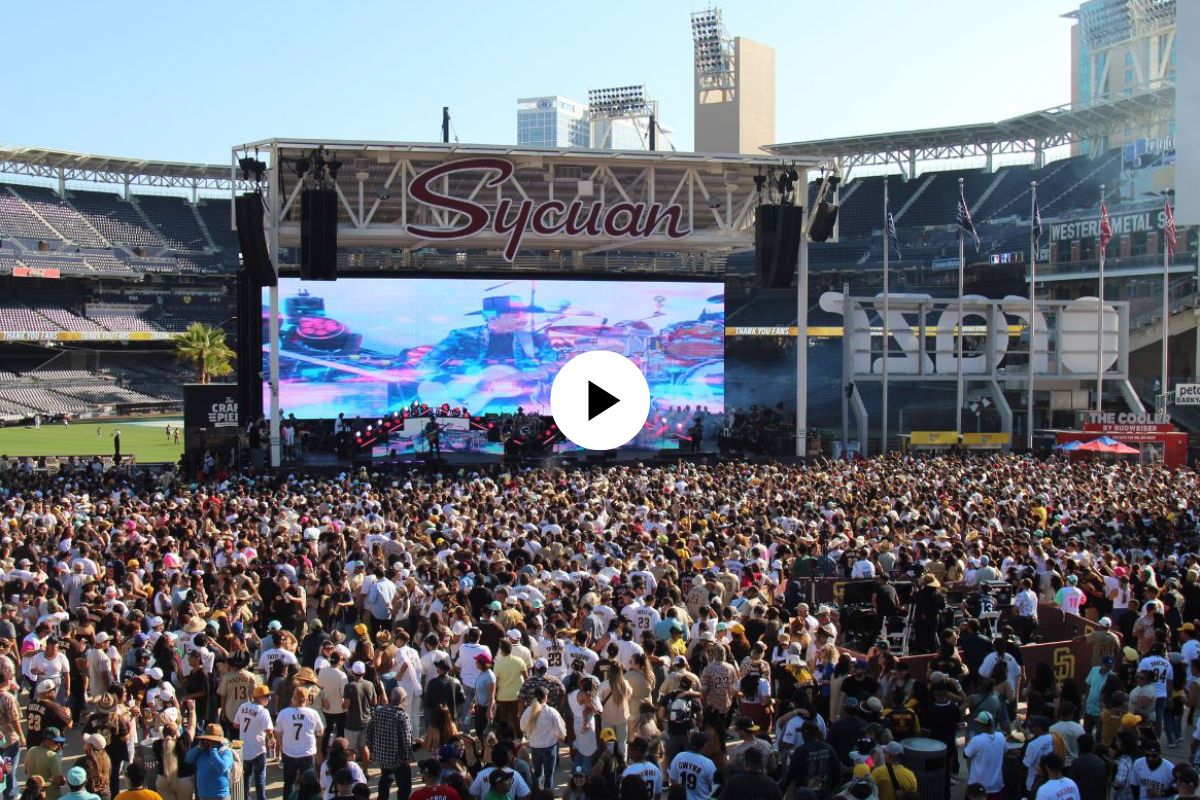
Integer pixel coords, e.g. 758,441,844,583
175,322,235,384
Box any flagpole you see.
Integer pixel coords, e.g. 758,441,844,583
882,179,890,456
1028,181,1037,450
1162,198,1171,413
1096,183,1106,416
956,177,966,439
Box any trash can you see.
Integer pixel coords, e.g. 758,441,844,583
228,741,245,800
900,737,948,800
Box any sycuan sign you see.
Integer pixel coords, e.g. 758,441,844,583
406,158,690,261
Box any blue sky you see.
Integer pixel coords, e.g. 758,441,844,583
2,0,1079,164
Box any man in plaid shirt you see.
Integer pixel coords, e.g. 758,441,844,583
364,687,416,800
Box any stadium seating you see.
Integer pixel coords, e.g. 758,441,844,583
136,195,209,251
0,300,64,332
68,190,163,248
86,311,163,333
28,303,105,332
0,189,60,241
11,186,109,247
196,199,238,250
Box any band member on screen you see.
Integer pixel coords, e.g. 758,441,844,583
424,295,557,369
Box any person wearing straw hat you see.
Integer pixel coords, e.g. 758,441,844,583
183,724,233,800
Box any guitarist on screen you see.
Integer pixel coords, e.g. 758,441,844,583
419,295,560,411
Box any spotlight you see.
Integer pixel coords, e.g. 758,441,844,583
238,157,267,182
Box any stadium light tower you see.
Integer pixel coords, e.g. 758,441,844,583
691,6,775,155
587,85,666,150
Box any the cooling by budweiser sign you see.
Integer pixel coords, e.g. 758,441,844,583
406,157,690,261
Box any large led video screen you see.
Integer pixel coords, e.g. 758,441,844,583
264,277,724,421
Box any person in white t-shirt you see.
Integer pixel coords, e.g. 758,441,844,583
1035,753,1081,800
233,684,275,800
275,688,324,800
963,711,1006,795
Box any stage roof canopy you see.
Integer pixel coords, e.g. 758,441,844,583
766,84,1174,174
239,138,828,255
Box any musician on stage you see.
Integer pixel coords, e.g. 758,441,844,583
425,418,442,458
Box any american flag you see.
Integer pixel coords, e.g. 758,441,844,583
1032,203,1043,244
1165,200,1177,259
887,211,901,259
1099,201,1113,253
956,184,980,251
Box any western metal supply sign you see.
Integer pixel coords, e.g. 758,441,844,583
1050,208,1172,242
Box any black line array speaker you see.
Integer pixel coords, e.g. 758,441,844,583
234,192,275,287
235,268,264,427
300,188,339,281
755,204,803,289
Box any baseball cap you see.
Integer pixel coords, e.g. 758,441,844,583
853,658,868,670
852,764,871,779
66,767,88,787
976,711,993,725
673,655,688,667
95,632,109,644
1177,767,1200,787
474,652,493,665
147,667,164,681
268,620,282,631
884,741,905,756
437,744,461,761
489,601,502,611
533,658,548,670
1098,616,1112,628
351,661,366,675
506,629,521,641
42,727,65,744
1120,712,1142,727
600,727,617,743
36,679,55,695
253,685,271,699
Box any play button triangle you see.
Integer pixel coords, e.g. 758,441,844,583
587,381,621,420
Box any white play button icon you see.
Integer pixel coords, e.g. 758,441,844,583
551,351,650,451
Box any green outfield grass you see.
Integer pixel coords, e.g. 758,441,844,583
0,418,183,461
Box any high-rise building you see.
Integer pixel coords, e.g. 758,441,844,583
691,8,775,155
516,97,591,148
1067,0,1176,150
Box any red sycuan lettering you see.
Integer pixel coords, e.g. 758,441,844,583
406,157,689,261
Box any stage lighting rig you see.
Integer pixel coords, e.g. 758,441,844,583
291,145,342,190
238,155,267,183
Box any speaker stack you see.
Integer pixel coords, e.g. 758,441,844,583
300,189,339,281
754,205,804,289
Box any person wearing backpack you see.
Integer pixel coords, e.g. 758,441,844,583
657,676,701,766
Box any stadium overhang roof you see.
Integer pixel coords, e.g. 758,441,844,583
238,139,828,254
766,85,1174,174
0,145,254,192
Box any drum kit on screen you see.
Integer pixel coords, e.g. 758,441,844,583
541,293,724,379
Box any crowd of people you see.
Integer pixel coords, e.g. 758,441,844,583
0,453,1197,800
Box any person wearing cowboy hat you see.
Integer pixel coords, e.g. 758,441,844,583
184,723,234,800
423,294,556,382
